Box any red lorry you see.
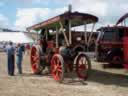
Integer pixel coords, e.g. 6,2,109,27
96,13,128,69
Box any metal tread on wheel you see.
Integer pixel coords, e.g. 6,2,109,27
30,45,43,74
74,52,91,80
51,54,65,83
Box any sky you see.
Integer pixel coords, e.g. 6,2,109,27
0,0,128,31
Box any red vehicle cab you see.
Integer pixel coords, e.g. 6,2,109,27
96,26,128,67
96,13,128,68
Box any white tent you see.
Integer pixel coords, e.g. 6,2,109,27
0,32,34,43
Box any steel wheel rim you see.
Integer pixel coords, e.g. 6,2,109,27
31,46,40,73
51,55,63,81
76,54,88,79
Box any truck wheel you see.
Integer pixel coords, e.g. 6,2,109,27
111,55,122,65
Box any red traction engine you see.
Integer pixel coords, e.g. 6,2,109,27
27,11,98,82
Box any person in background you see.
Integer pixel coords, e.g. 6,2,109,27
25,43,30,55
6,41,15,76
21,44,25,54
16,43,24,74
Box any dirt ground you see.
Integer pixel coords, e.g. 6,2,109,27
0,52,128,96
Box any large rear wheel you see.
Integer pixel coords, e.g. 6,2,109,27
51,54,65,82
30,46,42,74
76,53,91,80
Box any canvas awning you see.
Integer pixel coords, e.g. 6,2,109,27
27,11,98,31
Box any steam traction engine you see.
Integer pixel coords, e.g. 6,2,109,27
27,11,98,82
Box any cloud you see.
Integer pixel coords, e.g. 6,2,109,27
70,0,128,31
14,0,108,31
14,0,128,31
71,0,128,27
27,0,42,4
72,0,107,17
14,7,67,30
15,8,50,30
17,0,71,6
39,0,71,5
0,14,9,28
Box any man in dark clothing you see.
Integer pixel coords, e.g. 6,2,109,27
6,42,15,76
16,43,24,74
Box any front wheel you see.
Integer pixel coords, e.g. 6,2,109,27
75,53,91,80
109,55,123,68
51,54,65,83
30,46,43,74
111,56,122,64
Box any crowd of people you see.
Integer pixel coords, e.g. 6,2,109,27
5,42,30,76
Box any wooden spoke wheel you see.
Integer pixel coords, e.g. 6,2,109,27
76,53,91,80
30,46,41,74
51,54,64,82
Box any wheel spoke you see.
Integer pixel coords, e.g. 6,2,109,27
79,64,86,69
56,59,60,64
57,67,62,73
81,58,84,65
55,71,59,79
52,69,56,73
53,60,56,65
56,70,62,80
51,54,64,82
76,54,90,80
32,55,39,62
31,46,42,74
53,64,58,73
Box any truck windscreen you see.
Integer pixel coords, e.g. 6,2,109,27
103,30,116,41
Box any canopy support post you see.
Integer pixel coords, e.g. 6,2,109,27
59,21,70,46
56,26,59,48
87,23,95,47
45,28,48,40
124,20,126,26
37,30,39,40
69,20,72,45
84,22,87,45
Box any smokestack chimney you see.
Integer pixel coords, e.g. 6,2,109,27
68,4,72,12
